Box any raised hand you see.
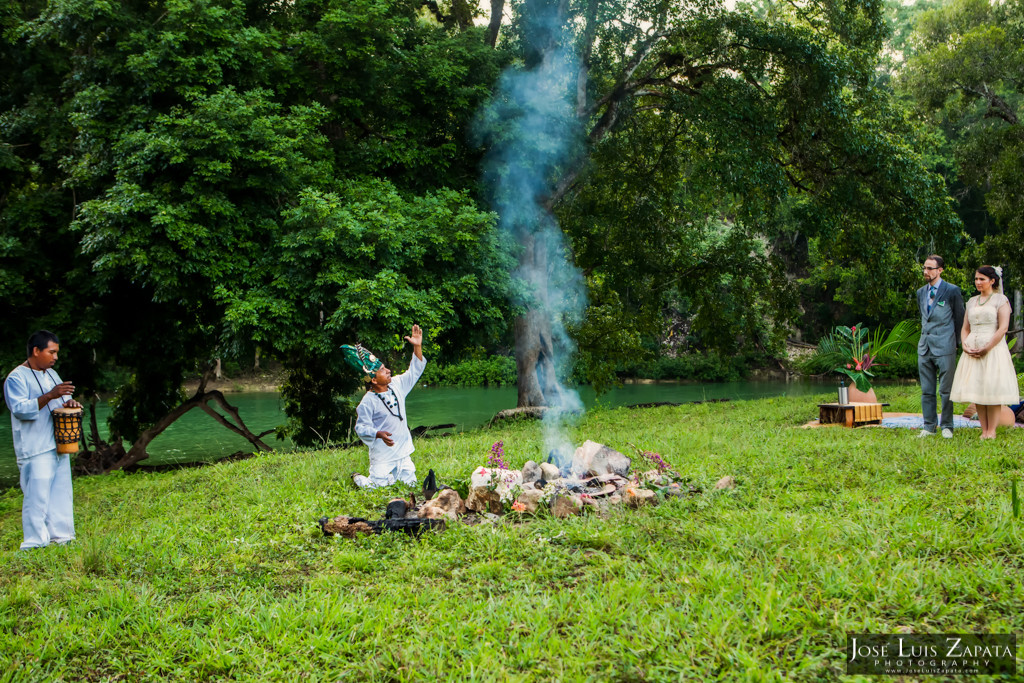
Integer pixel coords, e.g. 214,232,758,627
404,324,422,348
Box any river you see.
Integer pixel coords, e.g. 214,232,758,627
0,379,831,488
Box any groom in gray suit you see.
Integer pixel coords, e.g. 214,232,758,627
917,255,965,438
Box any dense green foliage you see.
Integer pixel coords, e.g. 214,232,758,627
616,350,777,383
553,0,959,355
898,0,1024,276
1,390,1022,679
0,0,514,449
217,180,514,444
420,354,518,388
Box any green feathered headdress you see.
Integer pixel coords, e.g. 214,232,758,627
340,344,383,377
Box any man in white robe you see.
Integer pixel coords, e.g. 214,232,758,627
346,325,426,489
3,330,81,549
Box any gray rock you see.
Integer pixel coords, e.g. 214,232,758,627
571,440,631,477
521,460,542,485
640,469,663,483
550,494,582,519
516,488,545,514
624,488,657,508
465,486,503,515
570,440,599,477
604,447,632,477
714,476,737,490
419,488,466,520
539,462,561,481
664,483,687,498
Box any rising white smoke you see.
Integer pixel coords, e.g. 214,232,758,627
474,5,586,466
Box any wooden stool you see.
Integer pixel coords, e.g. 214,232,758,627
818,402,889,427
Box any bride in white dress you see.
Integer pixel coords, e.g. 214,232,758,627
950,266,1020,439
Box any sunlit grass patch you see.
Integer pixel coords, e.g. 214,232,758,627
0,386,1021,680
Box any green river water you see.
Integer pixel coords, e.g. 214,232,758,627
0,380,831,488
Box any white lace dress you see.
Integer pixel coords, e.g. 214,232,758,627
950,293,1020,405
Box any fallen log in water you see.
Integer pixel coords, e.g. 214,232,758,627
487,406,548,427
626,398,731,409
486,399,730,427
486,406,584,428
410,423,457,438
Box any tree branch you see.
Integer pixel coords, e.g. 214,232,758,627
205,390,274,452
955,81,1019,126
587,30,669,117
106,389,273,472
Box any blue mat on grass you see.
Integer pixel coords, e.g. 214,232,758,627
879,415,979,429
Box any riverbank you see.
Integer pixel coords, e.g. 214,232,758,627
1,386,1021,680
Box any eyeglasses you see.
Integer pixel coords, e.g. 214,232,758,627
922,266,940,271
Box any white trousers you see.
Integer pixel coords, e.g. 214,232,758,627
354,456,417,489
18,449,75,549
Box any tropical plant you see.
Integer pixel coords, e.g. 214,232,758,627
808,321,920,392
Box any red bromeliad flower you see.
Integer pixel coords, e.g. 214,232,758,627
832,320,916,393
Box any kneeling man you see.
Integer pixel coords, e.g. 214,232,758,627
345,324,426,489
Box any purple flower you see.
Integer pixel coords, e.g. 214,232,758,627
488,440,508,470
643,450,672,473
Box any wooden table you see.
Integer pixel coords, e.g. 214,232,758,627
818,402,889,427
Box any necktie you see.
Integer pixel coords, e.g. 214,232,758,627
927,286,936,313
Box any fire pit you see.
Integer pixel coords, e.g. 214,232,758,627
465,440,698,518
319,441,708,538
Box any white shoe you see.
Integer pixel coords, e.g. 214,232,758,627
941,428,953,439
917,429,935,438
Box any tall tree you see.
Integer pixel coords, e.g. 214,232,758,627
899,0,1024,274
1,0,513,466
483,0,958,405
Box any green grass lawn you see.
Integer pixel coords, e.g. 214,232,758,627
1,387,1021,682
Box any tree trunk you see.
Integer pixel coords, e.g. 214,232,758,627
513,231,567,407
515,312,548,406
74,393,126,475
486,0,504,47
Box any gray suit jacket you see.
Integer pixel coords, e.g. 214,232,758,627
917,280,965,356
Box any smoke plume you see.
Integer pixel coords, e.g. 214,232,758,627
474,4,586,464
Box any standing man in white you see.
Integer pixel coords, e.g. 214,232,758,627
3,331,81,549
916,256,965,438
